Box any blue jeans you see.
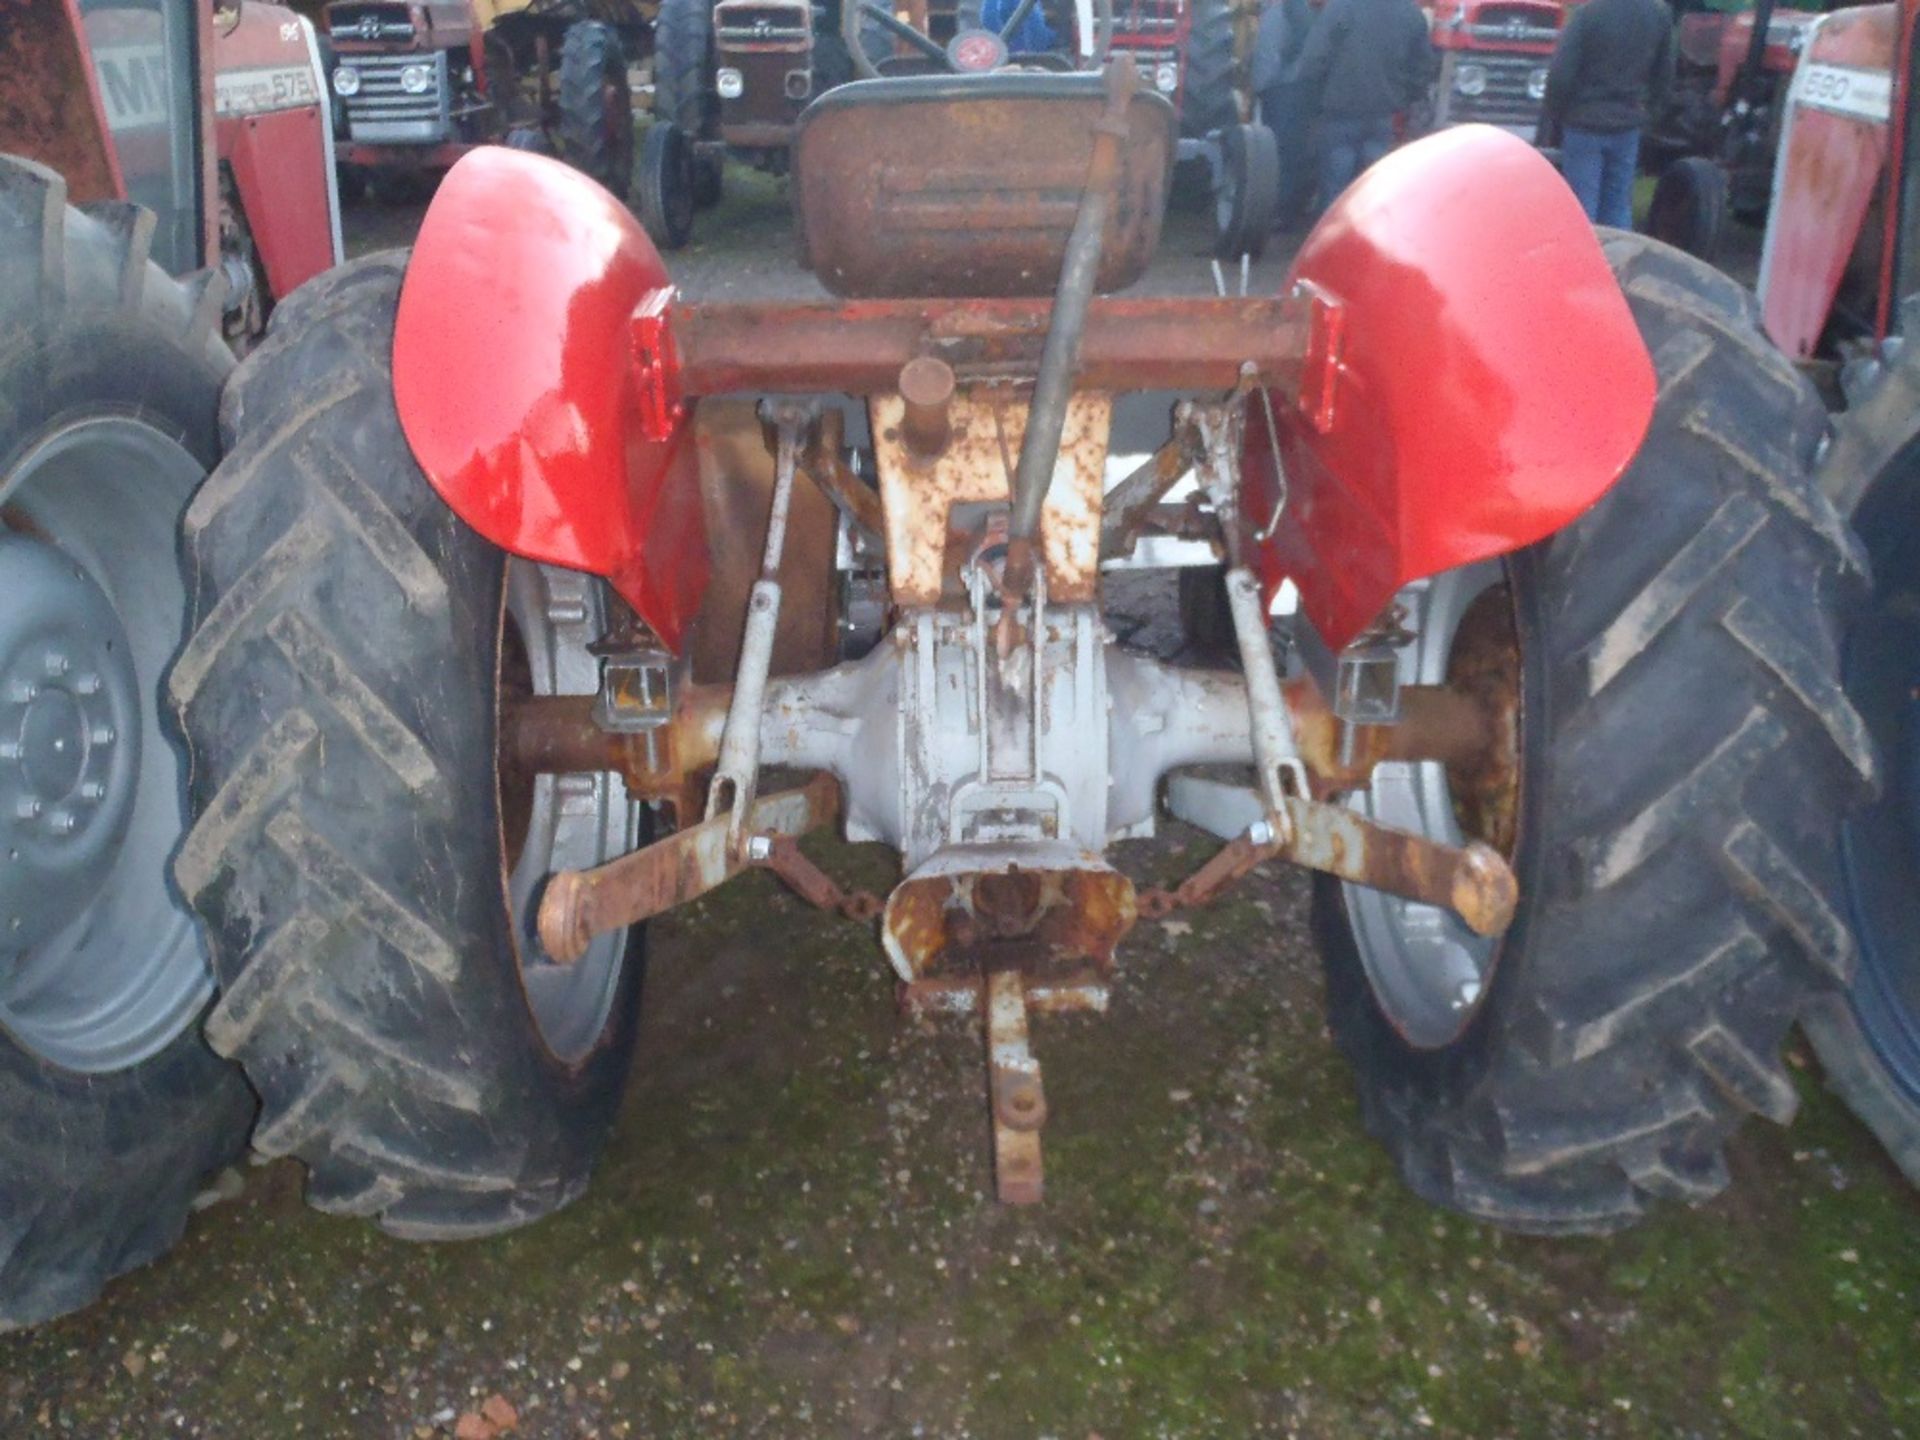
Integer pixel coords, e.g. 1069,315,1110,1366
1259,83,1313,228
1561,126,1641,228
1317,116,1393,216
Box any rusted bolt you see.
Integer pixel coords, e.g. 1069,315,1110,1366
898,355,955,458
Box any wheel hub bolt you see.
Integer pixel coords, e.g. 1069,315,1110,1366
42,651,69,677
7,680,36,704
46,810,75,836
78,781,104,803
74,672,101,696
16,798,41,820
91,724,114,747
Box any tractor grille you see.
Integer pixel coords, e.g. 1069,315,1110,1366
343,52,452,144
1437,51,1546,129
328,2,415,42
1466,3,1558,43
1110,0,1183,39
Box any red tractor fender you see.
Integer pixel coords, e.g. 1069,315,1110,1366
392,148,709,652
1755,5,1897,359
1254,124,1656,649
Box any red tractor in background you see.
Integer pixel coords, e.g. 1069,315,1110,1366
639,0,1277,257
1643,0,1832,259
0,0,338,1327
319,0,647,202
165,0,1868,1274
1423,0,1566,137
1747,0,1920,1187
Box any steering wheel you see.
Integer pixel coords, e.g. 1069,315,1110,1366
842,0,1115,80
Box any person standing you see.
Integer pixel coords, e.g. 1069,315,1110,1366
1287,0,1435,215
1543,0,1675,228
1252,0,1317,229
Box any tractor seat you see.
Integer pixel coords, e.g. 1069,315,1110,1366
791,72,1175,299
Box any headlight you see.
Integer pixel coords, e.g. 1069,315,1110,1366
1526,66,1547,100
1154,62,1178,93
716,66,744,99
1453,62,1487,97
331,66,361,97
399,63,433,94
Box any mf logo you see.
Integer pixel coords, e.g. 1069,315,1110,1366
358,14,382,38
92,45,171,132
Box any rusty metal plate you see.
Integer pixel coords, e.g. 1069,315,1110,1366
791,73,1175,298
870,386,1111,606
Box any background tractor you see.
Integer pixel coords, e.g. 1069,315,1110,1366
319,0,648,200
0,0,339,1327
1747,0,1920,1185
1423,0,1565,138
1641,0,1832,260
172,17,1867,1258
639,0,1276,257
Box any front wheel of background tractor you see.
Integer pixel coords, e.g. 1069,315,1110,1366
1211,123,1279,261
0,157,255,1328
558,21,636,199
1796,337,1920,1187
1644,155,1726,264
171,252,650,1239
637,122,697,250
1316,233,1874,1232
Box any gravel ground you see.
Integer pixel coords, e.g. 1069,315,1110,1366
0,158,1910,1440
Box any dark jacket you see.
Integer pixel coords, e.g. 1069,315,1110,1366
1544,0,1675,135
1288,0,1436,124
1252,0,1316,95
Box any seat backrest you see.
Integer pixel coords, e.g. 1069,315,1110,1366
792,73,1175,299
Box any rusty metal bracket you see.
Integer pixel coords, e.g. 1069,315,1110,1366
538,774,841,962
986,970,1046,1205
1145,793,1517,937
1098,434,1200,561
751,833,883,921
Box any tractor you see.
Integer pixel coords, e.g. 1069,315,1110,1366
1423,0,1565,138
639,0,1276,258
1746,0,1920,1186
169,26,1870,1252
0,0,339,1327
319,0,648,201
1641,0,1830,260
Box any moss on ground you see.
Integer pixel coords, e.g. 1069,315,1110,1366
2,828,1914,1439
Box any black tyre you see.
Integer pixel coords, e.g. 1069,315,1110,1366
170,253,650,1239
637,122,697,251
0,158,254,1327
1645,155,1726,264
1211,122,1279,260
1801,341,1920,1186
1316,233,1875,1231
558,20,636,198
1179,0,1240,140
652,0,724,206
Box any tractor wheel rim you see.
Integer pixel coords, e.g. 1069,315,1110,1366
1339,560,1515,1049
499,561,640,1064
0,417,212,1072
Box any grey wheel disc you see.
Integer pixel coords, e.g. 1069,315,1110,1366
502,562,641,1063
1340,561,1503,1050
0,417,210,1072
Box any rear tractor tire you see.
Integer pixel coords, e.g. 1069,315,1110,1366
1316,233,1874,1231
651,0,724,208
1799,336,1920,1186
1644,155,1727,264
171,253,650,1238
0,157,254,1327
558,21,636,199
